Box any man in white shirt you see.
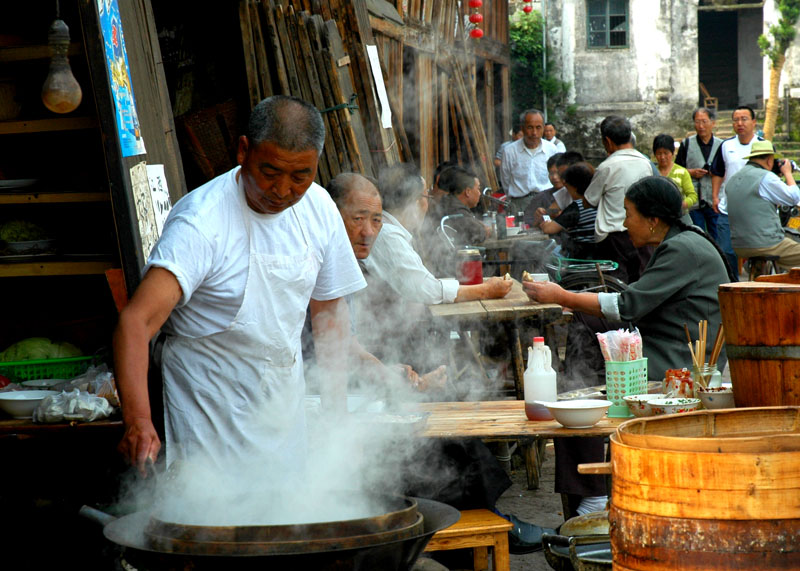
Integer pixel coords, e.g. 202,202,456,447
114,96,365,474
544,122,567,153
359,163,511,366
500,109,558,215
583,115,653,283
725,141,800,268
710,106,763,279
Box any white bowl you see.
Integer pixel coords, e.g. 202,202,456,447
623,393,669,418
537,399,613,428
0,390,57,419
21,378,66,391
649,397,701,416
696,386,735,409
506,226,521,236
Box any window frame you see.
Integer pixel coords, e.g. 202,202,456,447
586,0,629,50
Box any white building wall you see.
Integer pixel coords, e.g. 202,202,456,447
546,0,698,157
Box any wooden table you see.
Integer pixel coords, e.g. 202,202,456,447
481,231,550,253
0,417,123,437
413,400,624,489
482,232,552,277
426,280,563,399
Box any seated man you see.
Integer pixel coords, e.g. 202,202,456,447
326,172,447,394
726,140,800,269
330,171,552,554
532,162,598,260
359,163,511,367
435,165,491,247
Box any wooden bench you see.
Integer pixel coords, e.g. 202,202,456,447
424,509,513,571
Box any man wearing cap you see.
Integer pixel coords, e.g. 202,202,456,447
725,140,800,268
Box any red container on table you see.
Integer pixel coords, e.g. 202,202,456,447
456,248,483,285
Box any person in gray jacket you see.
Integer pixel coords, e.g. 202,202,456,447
523,175,736,519
726,140,800,268
675,107,723,239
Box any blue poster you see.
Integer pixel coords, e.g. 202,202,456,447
97,0,146,157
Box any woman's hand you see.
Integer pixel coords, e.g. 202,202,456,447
523,280,565,305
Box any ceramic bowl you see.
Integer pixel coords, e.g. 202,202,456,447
21,378,67,391
649,397,701,416
623,393,669,417
696,386,735,409
537,399,613,428
0,390,57,419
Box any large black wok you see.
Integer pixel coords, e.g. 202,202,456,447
80,497,459,570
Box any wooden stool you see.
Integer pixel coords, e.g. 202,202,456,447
747,255,780,281
424,509,513,571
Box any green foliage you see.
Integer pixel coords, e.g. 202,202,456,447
509,10,569,120
758,0,800,66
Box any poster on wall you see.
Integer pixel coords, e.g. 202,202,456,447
97,0,146,157
130,162,157,260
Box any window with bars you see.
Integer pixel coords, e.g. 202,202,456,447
587,0,628,48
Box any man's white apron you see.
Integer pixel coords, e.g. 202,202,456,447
161,177,319,472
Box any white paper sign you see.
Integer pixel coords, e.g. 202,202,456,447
146,164,172,236
366,44,392,129
130,162,158,260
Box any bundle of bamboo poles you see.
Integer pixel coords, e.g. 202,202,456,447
239,0,396,185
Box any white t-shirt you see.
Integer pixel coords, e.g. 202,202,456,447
583,148,653,241
146,167,366,338
713,136,762,215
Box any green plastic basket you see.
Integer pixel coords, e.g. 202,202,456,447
605,358,648,418
0,356,94,383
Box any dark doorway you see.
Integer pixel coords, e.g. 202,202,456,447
698,11,738,110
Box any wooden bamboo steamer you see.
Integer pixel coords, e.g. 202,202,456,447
718,269,800,407
615,406,800,453
608,408,800,569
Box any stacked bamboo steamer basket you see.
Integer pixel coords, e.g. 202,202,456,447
608,407,800,570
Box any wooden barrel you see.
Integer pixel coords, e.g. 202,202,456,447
718,270,800,407
609,408,800,570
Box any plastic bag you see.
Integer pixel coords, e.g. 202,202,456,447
33,388,113,423
596,328,643,362
67,364,119,407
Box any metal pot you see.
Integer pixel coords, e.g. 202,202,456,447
80,496,459,570
542,510,611,571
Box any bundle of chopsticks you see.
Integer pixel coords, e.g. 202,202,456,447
684,320,725,388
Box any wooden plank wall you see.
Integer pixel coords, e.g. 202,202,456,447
237,0,510,191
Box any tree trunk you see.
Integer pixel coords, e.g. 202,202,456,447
763,53,786,141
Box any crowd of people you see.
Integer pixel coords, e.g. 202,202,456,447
111,94,799,565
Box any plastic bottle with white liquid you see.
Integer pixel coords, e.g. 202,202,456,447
524,336,557,420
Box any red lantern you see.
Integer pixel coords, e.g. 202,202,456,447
468,0,483,7
469,13,483,24
522,0,532,3
469,28,484,39
523,5,533,13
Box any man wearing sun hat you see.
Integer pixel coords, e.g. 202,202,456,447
725,140,800,269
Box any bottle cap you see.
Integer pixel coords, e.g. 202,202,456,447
533,336,545,345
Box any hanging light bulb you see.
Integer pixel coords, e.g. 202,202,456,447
41,6,82,114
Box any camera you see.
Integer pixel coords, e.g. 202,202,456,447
772,158,799,175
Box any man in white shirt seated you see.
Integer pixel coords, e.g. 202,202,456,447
500,109,558,215
359,162,511,367
725,140,800,269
